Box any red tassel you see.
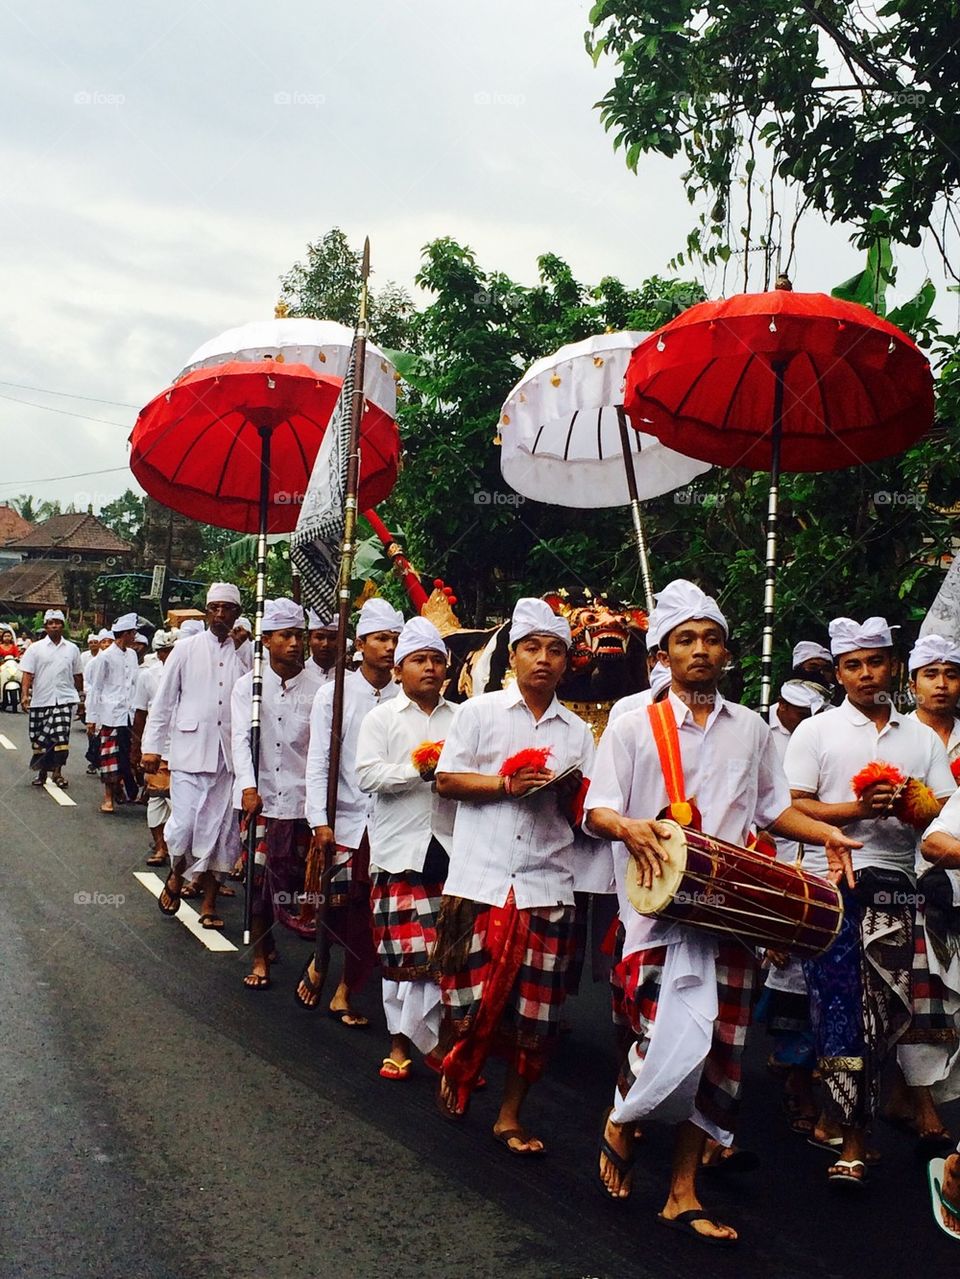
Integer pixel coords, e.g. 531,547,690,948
500,746,553,777
411,740,444,774
850,760,904,799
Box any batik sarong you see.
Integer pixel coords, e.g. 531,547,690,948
804,876,913,1127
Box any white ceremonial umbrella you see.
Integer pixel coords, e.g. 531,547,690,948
180,316,396,420
498,331,712,611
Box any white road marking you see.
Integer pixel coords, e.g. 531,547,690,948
44,779,77,807
0,734,16,750
133,871,238,952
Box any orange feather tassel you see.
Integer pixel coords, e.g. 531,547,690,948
500,746,553,777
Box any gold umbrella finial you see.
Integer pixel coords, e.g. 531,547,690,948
274,299,291,318
775,273,793,292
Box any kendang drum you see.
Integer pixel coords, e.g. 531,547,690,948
625,820,842,958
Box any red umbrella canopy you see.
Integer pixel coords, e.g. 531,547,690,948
130,360,400,534
624,291,935,472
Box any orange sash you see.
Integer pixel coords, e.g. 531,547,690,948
646,700,701,830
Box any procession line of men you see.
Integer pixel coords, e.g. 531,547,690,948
25,579,960,1245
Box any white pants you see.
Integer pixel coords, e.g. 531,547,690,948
382,978,442,1055
147,796,171,829
166,753,238,877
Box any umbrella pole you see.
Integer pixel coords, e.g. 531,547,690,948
243,425,272,946
310,237,372,992
760,365,786,717
616,408,655,615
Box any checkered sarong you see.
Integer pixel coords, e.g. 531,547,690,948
371,863,445,981
901,908,958,1045
98,726,121,776
28,703,73,771
435,893,576,1049
615,941,757,1135
241,814,310,924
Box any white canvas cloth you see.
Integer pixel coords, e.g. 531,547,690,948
382,979,442,1055
166,755,238,877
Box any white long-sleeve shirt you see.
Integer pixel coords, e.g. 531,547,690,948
305,671,398,841
85,643,138,727
356,688,456,873
230,662,327,819
141,630,244,772
436,682,596,910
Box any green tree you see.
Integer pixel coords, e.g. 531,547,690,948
98,489,146,556
9,494,59,523
585,1,960,274
279,226,416,349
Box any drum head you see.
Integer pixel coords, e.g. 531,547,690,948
625,820,688,916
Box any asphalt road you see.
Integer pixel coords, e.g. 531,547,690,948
0,705,957,1279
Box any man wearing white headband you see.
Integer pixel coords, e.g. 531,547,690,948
791,641,835,691
307,609,339,685
297,595,404,1021
431,597,595,1154
785,615,954,1188
132,629,179,868
19,605,83,789
889,635,960,1158
85,613,140,812
356,616,456,1077
81,631,100,672
141,582,244,928
232,615,254,672
586,579,859,1239
231,598,325,989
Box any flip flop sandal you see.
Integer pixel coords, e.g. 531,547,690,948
597,1109,635,1202
379,1057,412,1080
656,1210,738,1246
145,852,167,866
242,973,271,990
828,1159,867,1189
198,913,225,930
293,959,322,1010
494,1127,546,1157
928,1158,960,1241
158,878,181,916
31,777,46,787
180,882,203,899
809,1135,882,1165
702,1148,760,1174
328,1008,369,1028
53,777,68,789
782,1096,816,1136
218,885,237,898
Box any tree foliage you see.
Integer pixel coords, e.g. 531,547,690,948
97,488,145,554
585,0,960,275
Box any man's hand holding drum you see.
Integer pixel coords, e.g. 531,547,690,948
591,811,674,890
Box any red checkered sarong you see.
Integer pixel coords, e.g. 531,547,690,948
901,907,958,1045
434,890,575,1099
615,941,758,1135
98,726,121,777
371,860,445,981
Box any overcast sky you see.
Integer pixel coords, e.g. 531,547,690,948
1,0,953,511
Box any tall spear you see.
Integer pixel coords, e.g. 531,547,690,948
306,238,371,995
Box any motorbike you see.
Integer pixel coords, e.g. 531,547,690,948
0,656,22,712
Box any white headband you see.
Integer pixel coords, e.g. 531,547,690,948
395,616,447,665
829,616,896,656
261,598,306,632
909,634,960,673
206,582,241,607
792,641,832,667
508,597,572,648
356,597,405,637
649,578,727,643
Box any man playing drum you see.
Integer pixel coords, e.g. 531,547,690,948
586,579,859,1245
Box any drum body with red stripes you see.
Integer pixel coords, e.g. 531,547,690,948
626,820,842,958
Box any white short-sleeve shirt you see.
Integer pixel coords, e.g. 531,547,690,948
20,636,82,707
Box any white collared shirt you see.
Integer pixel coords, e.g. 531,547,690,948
911,712,960,902
19,635,82,707
230,662,326,819
140,630,245,772
586,690,791,958
85,642,139,726
356,687,457,874
785,698,955,879
436,683,596,910
305,670,398,841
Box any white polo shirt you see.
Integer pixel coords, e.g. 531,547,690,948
785,698,955,880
